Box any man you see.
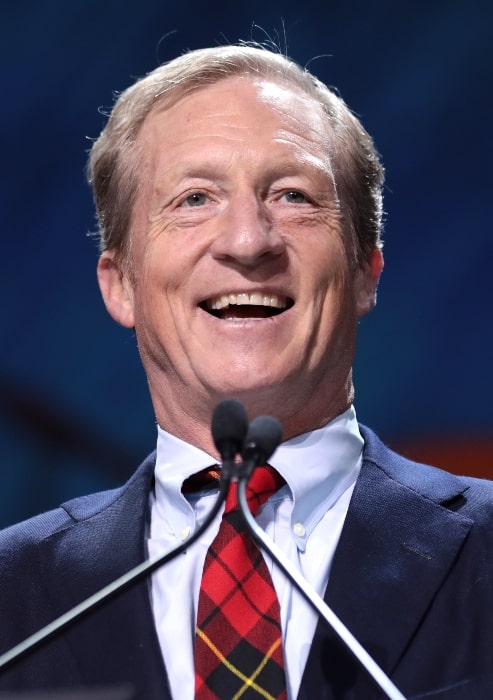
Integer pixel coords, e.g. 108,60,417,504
0,44,492,699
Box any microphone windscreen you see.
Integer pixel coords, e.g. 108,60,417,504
211,398,249,458
244,415,283,463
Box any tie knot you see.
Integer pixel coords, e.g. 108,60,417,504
224,465,285,516
182,466,221,494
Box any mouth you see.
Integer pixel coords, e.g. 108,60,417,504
200,291,293,320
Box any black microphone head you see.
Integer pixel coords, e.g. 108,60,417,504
242,415,283,464
211,398,249,461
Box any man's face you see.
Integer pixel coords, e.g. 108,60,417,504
98,76,382,439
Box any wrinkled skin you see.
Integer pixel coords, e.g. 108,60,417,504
97,77,383,455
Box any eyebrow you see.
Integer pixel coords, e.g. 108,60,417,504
167,156,333,184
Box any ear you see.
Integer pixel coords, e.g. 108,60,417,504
97,251,135,328
354,249,384,318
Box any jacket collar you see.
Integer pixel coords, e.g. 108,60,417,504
56,452,171,699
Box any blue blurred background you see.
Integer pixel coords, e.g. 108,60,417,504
1,0,491,528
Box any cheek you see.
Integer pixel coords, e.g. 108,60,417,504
311,249,358,339
307,237,352,299
140,217,211,282
132,250,197,347
135,236,183,299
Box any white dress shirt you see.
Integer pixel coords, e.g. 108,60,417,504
148,407,363,700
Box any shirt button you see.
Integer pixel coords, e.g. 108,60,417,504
293,522,306,538
180,526,191,541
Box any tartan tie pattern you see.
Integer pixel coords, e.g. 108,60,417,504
194,466,287,700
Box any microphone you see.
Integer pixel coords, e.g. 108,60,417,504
211,397,248,462
211,398,248,484
240,415,283,478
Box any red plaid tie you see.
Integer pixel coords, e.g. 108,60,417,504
194,465,287,699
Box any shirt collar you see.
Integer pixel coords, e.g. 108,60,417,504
269,406,363,549
154,406,363,547
154,430,216,523
155,428,216,482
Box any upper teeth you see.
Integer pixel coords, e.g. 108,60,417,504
206,292,288,311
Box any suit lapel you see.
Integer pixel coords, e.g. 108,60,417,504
299,433,472,699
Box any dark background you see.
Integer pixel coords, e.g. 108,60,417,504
1,1,491,528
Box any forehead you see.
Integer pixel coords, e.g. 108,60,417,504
137,76,332,162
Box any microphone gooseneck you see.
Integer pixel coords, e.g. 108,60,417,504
0,400,244,673
236,411,407,700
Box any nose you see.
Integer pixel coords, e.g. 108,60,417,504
210,194,286,268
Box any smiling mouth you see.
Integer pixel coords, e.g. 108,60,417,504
201,292,293,320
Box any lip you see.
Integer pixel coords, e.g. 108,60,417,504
197,304,295,327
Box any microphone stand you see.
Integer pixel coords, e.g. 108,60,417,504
236,470,407,700
0,470,232,673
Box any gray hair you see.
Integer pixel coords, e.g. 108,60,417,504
87,44,384,265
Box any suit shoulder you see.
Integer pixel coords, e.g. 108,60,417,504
0,485,121,561
0,507,72,551
0,451,156,560
360,424,493,522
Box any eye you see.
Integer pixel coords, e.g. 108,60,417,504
281,190,309,204
181,192,209,207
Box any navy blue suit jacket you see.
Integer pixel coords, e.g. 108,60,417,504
1,426,492,699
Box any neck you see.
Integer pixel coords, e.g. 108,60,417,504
149,373,354,456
